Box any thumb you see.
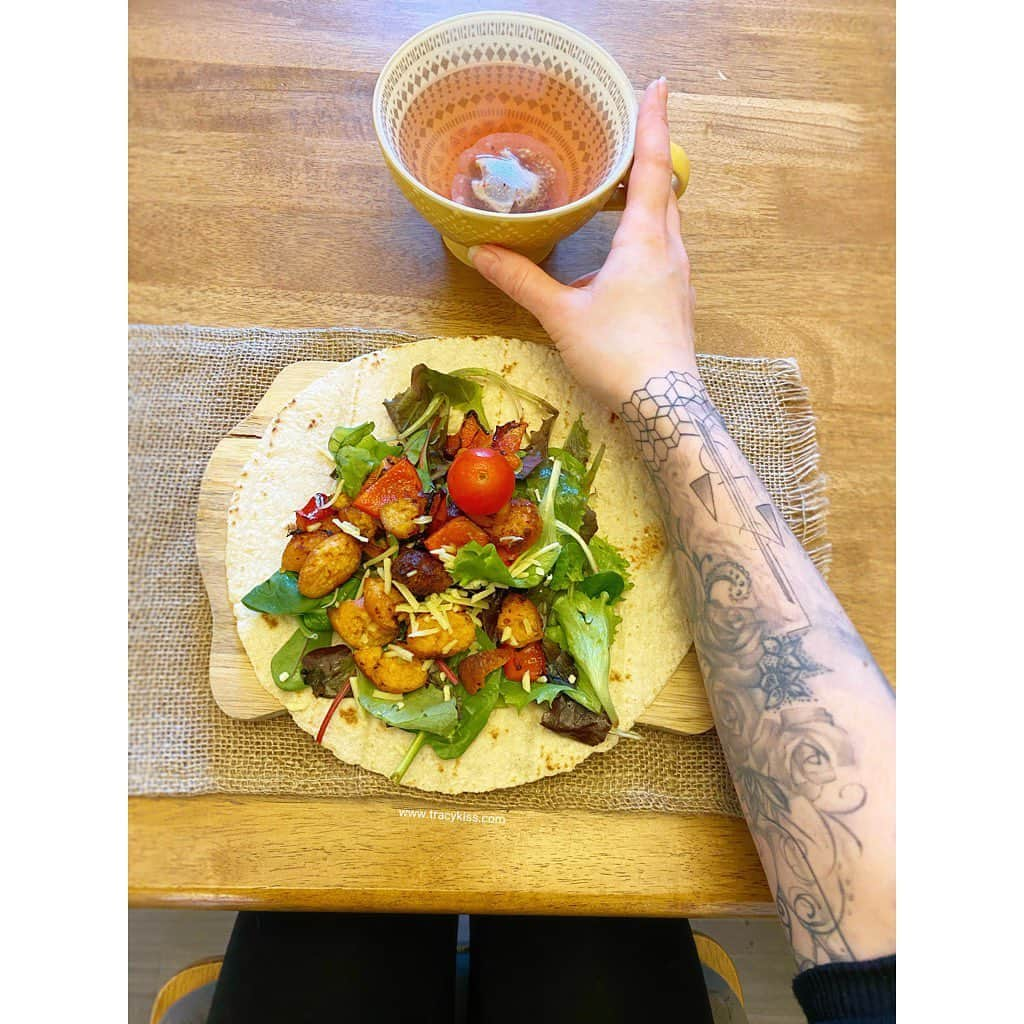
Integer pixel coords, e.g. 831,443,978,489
469,244,570,324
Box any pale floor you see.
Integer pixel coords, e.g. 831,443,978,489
129,910,803,1023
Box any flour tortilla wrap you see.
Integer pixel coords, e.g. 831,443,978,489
226,337,691,793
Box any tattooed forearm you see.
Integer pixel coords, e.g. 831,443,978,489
622,371,895,969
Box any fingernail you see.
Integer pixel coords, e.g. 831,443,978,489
468,245,496,270
658,76,668,101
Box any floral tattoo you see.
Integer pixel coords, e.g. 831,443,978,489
623,374,868,970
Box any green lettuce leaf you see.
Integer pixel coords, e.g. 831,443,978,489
498,676,577,710
522,459,586,532
551,587,620,725
329,421,401,497
548,536,632,598
562,415,591,464
384,363,489,435
449,541,519,588
577,571,625,603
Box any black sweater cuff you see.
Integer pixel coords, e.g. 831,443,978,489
792,954,896,1023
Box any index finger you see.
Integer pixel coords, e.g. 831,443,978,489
618,78,674,236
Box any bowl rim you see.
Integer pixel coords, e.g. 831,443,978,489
371,10,640,223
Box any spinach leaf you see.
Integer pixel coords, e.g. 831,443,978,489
422,367,489,426
242,571,324,615
271,625,334,691
334,574,363,603
353,674,459,736
424,671,502,759
562,415,591,464
300,609,332,633
577,571,625,603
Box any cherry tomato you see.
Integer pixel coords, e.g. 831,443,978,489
502,641,546,682
446,448,515,516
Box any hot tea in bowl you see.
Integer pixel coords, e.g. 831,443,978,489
373,11,690,265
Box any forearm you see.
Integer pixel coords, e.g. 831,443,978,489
621,367,895,969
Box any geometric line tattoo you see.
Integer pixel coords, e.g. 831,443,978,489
621,373,869,968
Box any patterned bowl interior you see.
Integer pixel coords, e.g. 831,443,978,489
376,14,635,209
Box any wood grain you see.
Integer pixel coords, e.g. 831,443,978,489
129,0,893,914
199,360,714,731
129,796,771,916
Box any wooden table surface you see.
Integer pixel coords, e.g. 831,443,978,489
128,0,894,916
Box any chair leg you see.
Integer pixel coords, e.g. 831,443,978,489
149,958,223,1024
693,932,744,1005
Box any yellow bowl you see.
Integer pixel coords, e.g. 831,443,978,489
373,11,689,265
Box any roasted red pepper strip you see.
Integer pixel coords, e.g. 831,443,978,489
352,458,422,517
444,411,491,457
295,492,337,529
501,641,546,682
428,491,454,533
425,516,491,553
458,648,512,695
443,414,527,471
315,680,353,744
492,420,527,471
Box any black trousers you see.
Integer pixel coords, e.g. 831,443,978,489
206,911,713,1023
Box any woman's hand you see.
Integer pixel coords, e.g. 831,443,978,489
469,78,697,411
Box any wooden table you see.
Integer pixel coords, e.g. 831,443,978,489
128,0,894,916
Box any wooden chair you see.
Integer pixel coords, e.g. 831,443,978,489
152,936,744,1023
693,931,746,1021
149,957,221,1024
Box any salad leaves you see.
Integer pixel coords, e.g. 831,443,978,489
353,672,459,736
449,541,519,588
522,457,586,532
498,675,577,710
551,587,622,725
242,571,327,615
384,363,490,435
424,671,502,759
548,535,632,596
271,626,334,691
330,421,401,497
562,414,591,464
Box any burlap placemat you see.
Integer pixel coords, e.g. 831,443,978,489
128,325,830,815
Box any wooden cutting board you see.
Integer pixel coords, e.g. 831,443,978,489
197,361,714,735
